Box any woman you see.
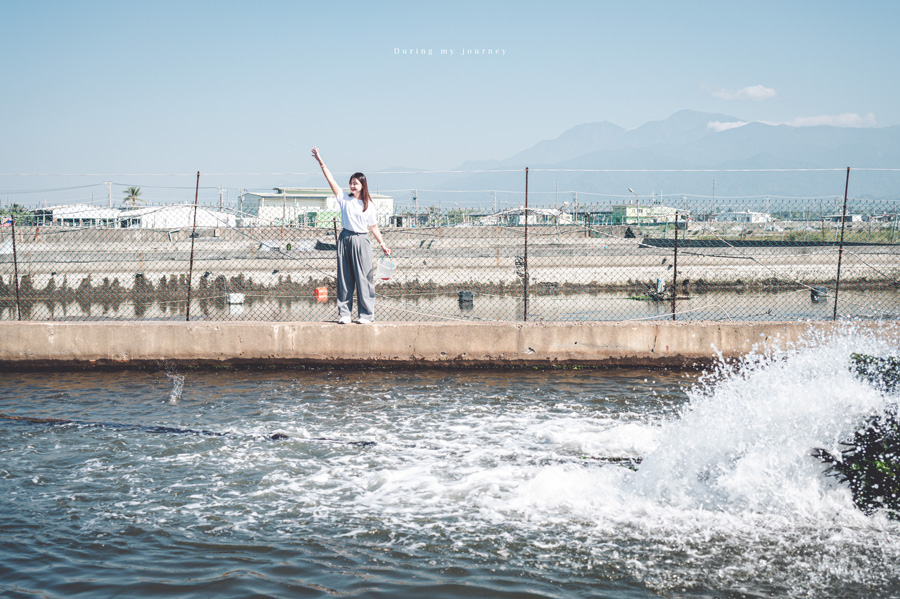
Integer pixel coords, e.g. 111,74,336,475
311,146,390,324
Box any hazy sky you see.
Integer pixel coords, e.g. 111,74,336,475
1,0,898,205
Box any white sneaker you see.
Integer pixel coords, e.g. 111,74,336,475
356,316,374,324
338,315,351,324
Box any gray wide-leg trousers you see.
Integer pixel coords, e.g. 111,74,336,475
336,229,375,319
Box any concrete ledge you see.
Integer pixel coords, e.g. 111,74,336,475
1,321,897,370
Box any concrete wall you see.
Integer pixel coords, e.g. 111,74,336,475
1,321,896,370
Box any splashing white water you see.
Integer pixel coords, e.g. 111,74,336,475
629,328,893,518
167,373,185,404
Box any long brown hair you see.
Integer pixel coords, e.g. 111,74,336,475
350,172,372,212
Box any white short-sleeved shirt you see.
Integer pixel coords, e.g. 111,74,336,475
336,189,376,233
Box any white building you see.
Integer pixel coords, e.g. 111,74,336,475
823,213,864,223
240,187,394,228
120,204,237,229
715,210,773,224
33,204,123,227
32,203,237,229
474,207,574,226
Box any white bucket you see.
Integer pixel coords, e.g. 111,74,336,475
376,256,394,281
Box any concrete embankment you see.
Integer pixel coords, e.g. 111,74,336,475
1,321,896,370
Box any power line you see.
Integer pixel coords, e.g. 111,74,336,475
4,167,898,178
0,183,107,194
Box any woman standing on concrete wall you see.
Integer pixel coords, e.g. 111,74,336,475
311,147,390,324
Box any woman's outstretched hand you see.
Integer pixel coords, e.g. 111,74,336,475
312,146,341,196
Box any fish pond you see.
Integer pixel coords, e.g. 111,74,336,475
1,328,900,598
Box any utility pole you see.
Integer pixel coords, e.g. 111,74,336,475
219,186,225,210
106,182,112,208
413,189,418,228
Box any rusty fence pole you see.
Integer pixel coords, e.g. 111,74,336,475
523,167,529,322
10,217,21,321
186,171,200,321
833,167,851,320
671,212,679,321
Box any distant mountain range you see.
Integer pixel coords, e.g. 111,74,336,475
393,110,900,211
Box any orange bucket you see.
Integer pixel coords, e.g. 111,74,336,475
314,287,328,301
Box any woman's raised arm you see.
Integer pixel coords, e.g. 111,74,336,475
311,147,342,197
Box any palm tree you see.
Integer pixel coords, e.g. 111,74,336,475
0,203,34,225
122,186,144,209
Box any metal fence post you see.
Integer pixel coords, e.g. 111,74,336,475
186,171,200,321
671,212,679,321
833,167,851,320
524,167,529,322
10,217,21,321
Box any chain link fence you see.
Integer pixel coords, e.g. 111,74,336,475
2,170,899,323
